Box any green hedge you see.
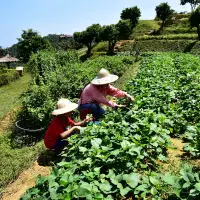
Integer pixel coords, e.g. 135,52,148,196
136,40,200,55
136,34,198,40
0,70,20,86
163,27,196,35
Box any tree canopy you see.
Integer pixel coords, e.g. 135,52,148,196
121,6,141,28
101,25,119,54
155,3,174,31
74,24,101,55
17,29,52,63
116,20,132,40
100,20,132,54
189,5,200,39
180,0,200,11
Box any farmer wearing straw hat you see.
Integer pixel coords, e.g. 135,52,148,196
44,98,91,153
78,68,134,120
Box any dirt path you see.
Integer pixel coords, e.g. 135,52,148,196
2,161,51,200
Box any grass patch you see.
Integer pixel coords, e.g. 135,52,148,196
0,73,31,119
0,132,45,193
92,42,108,53
114,61,140,90
131,20,160,38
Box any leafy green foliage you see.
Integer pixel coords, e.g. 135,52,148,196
17,29,52,63
155,2,174,31
21,53,200,199
184,124,200,157
120,6,141,28
135,40,200,54
136,33,198,40
189,6,200,40
74,24,101,55
0,70,20,86
116,20,132,40
101,25,119,54
44,34,82,50
19,51,134,130
180,0,200,11
127,53,200,136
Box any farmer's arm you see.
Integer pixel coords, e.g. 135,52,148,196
74,118,93,126
107,85,134,101
60,126,81,139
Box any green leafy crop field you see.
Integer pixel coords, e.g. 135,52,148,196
21,53,200,200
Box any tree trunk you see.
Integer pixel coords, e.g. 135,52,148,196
197,25,200,40
87,43,92,55
159,20,165,32
108,41,112,53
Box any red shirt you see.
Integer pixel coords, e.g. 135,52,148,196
44,116,75,149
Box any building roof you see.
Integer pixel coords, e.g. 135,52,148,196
0,54,19,63
59,34,73,38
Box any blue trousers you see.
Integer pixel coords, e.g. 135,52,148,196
53,139,68,154
78,103,106,120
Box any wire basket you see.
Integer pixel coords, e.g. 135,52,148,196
14,120,45,147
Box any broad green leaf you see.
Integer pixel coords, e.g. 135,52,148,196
94,193,104,199
120,187,132,196
150,123,157,131
135,184,149,192
91,138,102,148
99,181,112,193
163,173,180,188
123,173,139,188
173,188,181,198
149,176,160,186
110,149,120,156
195,183,200,191
183,182,191,188
151,187,158,195
79,146,87,153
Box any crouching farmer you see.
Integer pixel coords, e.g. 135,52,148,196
78,68,134,120
44,98,91,154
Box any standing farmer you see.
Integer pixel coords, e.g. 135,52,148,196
78,68,134,120
44,98,91,154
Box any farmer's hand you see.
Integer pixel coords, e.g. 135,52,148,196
73,126,82,132
127,94,135,102
116,104,127,108
84,117,93,124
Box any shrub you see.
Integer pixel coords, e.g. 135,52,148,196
0,70,20,86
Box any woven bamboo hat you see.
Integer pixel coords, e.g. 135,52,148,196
91,68,118,85
52,98,78,115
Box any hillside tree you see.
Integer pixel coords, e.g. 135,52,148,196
189,5,200,39
17,29,52,62
121,6,141,28
116,20,132,40
155,3,174,31
101,25,119,54
74,24,101,55
180,0,200,11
